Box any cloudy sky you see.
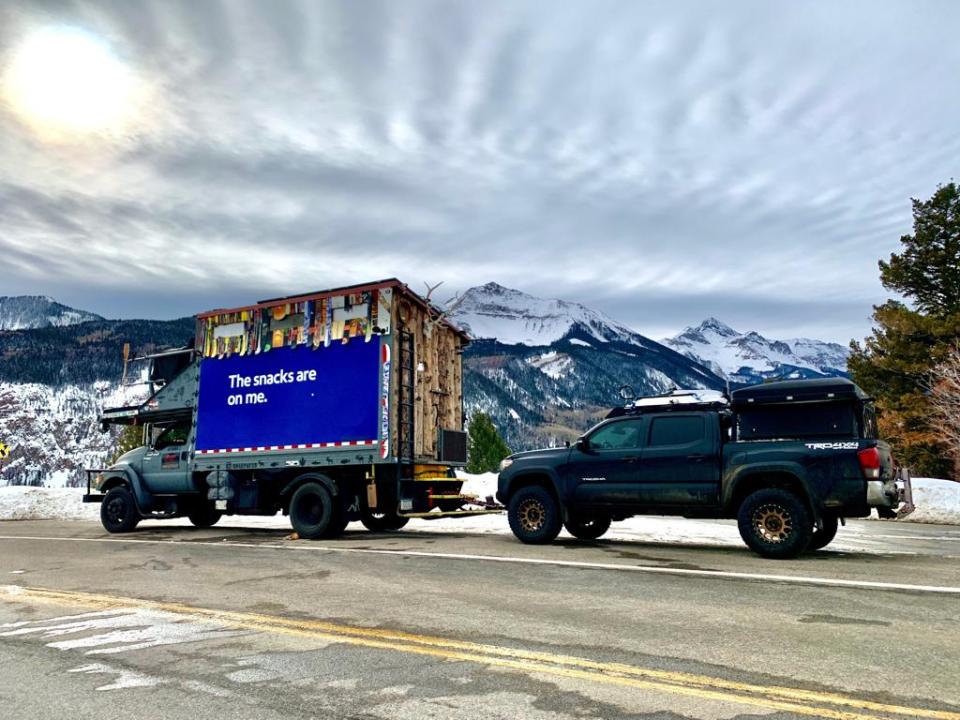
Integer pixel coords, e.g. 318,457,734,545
1,1,958,343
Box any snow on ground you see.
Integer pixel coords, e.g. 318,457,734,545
2,474,957,554
906,478,960,525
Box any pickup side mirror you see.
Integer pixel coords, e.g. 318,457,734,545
575,436,590,452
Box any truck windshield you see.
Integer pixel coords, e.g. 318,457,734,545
736,402,858,441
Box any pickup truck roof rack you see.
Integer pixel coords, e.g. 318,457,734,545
606,389,729,418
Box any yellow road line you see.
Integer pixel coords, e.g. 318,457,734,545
1,585,954,720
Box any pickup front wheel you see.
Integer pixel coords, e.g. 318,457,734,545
508,486,562,544
737,488,812,559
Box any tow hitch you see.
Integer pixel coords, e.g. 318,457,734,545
896,467,915,519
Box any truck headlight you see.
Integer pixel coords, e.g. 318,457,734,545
499,458,513,471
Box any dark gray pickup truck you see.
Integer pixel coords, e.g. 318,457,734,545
496,378,912,558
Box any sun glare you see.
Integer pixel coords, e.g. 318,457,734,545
2,27,140,138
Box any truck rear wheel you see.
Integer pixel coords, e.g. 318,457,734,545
360,510,410,532
737,488,812,559
187,501,222,528
101,486,140,534
807,514,839,551
289,482,340,539
564,514,611,540
508,486,562,544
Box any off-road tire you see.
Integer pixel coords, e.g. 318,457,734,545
564,515,611,540
360,510,410,532
289,482,337,539
100,486,140,534
737,488,812,559
508,485,562,544
187,502,222,528
807,514,839,551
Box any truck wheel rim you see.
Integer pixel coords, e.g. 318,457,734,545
753,504,792,544
105,497,125,524
518,499,546,532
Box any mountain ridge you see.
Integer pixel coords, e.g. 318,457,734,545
0,295,103,331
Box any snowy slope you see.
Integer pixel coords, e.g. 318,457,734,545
449,284,725,450
0,296,102,330
664,317,849,384
0,382,148,487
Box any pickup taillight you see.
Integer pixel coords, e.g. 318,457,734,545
858,447,881,479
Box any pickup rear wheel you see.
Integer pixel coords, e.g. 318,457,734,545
100,486,140,534
508,486,561,544
564,515,611,541
807,514,839,551
737,488,812,559
289,481,338,539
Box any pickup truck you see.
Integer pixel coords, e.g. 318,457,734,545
496,378,912,558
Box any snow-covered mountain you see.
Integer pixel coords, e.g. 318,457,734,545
0,295,102,330
448,283,725,450
451,282,643,346
663,317,849,385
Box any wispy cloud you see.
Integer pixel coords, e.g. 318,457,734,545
1,0,958,342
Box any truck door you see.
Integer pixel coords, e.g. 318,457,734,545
636,413,720,506
140,424,193,494
567,417,646,506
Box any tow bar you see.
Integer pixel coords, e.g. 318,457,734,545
896,466,915,519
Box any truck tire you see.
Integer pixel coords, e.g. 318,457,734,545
508,486,562,544
101,486,140,534
564,515,611,541
289,482,338,539
807,514,839,551
737,488,812,559
187,502,222,528
360,510,410,532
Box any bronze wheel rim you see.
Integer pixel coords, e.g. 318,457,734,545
753,504,793,544
518,498,547,533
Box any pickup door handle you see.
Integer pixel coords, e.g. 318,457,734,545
687,454,710,462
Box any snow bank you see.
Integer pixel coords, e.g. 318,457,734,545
3,473,957,530
906,478,960,525
0,486,99,521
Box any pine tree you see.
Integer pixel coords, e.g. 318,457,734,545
466,413,511,474
849,183,960,477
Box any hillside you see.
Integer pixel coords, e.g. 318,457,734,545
450,283,725,449
0,295,102,330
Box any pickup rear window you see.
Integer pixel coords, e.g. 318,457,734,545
736,402,857,441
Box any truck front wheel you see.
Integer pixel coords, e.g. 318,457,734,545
564,514,611,541
101,486,140,534
289,482,340,539
737,488,812,559
508,486,562,544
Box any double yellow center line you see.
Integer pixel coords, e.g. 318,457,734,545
1,585,955,720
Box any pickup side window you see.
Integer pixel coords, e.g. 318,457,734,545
589,419,644,450
861,402,879,439
648,416,705,447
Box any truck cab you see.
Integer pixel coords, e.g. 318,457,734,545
497,379,911,558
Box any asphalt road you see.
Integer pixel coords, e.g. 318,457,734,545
1,518,959,720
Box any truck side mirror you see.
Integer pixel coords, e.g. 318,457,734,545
576,436,590,453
